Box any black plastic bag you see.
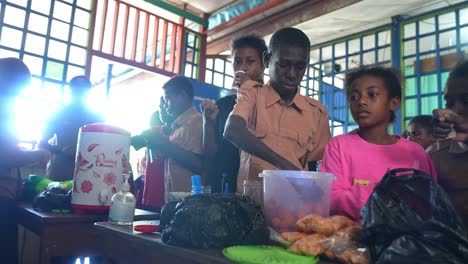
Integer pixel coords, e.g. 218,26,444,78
33,186,72,212
160,194,269,248
361,168,468,263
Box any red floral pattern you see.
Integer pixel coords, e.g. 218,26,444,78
81,180,93,193
104,172,116,186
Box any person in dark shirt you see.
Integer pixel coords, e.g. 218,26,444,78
39,76,104,181
201,34,267,192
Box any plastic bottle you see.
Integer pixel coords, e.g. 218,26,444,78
108,174,136,225
191,175,202,195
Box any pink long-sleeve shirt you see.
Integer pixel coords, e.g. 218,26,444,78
320,131,437,221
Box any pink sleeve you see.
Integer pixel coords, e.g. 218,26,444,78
320,138,361,221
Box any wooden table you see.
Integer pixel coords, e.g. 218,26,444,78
94,221,234,264
17,204,159,264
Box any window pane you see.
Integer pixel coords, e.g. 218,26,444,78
378,47,391,62
404,22,416,39
334,42,346,57
53,1,72,22
419,17,435,35
348,39,360,54
28,13,49,35
363,51,375,65
405,98,418,117
0,27,23,49
378,30,391,46
405,77,416,96
48,40,68,61
461,8,468,26
7,0,27,6
42,81,63,101
69,45,87,66
4,5,26,28
0,49,19,58
45,61,64,80
421,96,438,115
31,0,51,15
25,34,46,55
363,35,375,50
77,0,92,10
74,8,90,29
438,12,456,30
419,35,436,53
22,54,43,76
71,26,88,47
439,30,456,49
404,39,416,56
420,74,438,94
461,26,468,44
205,70,212,84
51,19,70,41
66,65,85,82
184,64,193,78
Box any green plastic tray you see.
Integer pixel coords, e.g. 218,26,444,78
222,245,318,264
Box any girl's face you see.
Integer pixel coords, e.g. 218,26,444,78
232,47,264,82
348,75,400,129
407,122,435,149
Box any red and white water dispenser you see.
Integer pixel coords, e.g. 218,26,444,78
71,123,131,214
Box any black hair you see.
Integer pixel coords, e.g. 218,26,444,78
163,75,194,99
268,27,310,53
70,75,91,89
448,59,468,80
0,57,31,97
345,65,402,122
409,115,434,134
230,34,268,59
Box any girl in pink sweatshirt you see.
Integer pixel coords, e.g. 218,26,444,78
320,66,437,222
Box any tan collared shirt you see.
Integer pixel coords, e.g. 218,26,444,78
164,106,203,201
231,81,331,191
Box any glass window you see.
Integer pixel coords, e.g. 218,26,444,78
77,0,92,9
53,1,72,23
31,0,51,15
421,96,438,115
419,17,435,35
461,8,468,26
45,60,64,80
403,39,416,56
348,39,360,54
74,9,89,28
25,33,46,55
7,0,27,6
439,30,456,49
405,77,416,96
405,98,418,117
28,13,49,35
71,26,88,47
378,30,391,46
404,22,416,39
66,65,85,82
4,5,26,28
334,42,346,57
0,49,19,58
0,27,23,49
363,35,375,50
51,19,70,41
363,51,375,65
438,12,456,30
69,45,87,66
22,54,43,76
419,35,436,53
48,40,68,61
42,81,63,101
378,47,391,62
461,26,468,44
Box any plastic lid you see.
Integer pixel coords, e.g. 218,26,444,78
260,170,335,180
222,245,318,264
134,224,158,233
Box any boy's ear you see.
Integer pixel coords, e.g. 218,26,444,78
262,51,271,68
390,97,401,111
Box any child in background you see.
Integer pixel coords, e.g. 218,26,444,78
407,115,436,150
320,66,437,222
429,60,468,228
201,34,267,193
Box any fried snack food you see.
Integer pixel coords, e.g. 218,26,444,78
334,225,362,242
296,214,356,235
337,248,370,264
289,233,327,256
280,231,309,243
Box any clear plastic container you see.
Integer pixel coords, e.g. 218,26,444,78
243,180,263,207
260,170,335,232
108,174,136,225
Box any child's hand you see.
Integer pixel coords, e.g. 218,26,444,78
232,70,251,90
433,108,468,142
201,99,219,122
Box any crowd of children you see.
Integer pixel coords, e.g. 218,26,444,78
2,26,468,264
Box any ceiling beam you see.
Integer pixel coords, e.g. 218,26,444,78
206,0,362,55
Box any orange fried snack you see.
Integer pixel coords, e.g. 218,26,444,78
289,233,327,256
334,225,362,242
296,214,356,235
280,232,309,244
337,248,370,264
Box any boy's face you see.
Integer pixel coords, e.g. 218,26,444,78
164,88,186,117
348,75,400,128
266,45,309,96
445,77,468,117
232,47,264,82
407,122,435,149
